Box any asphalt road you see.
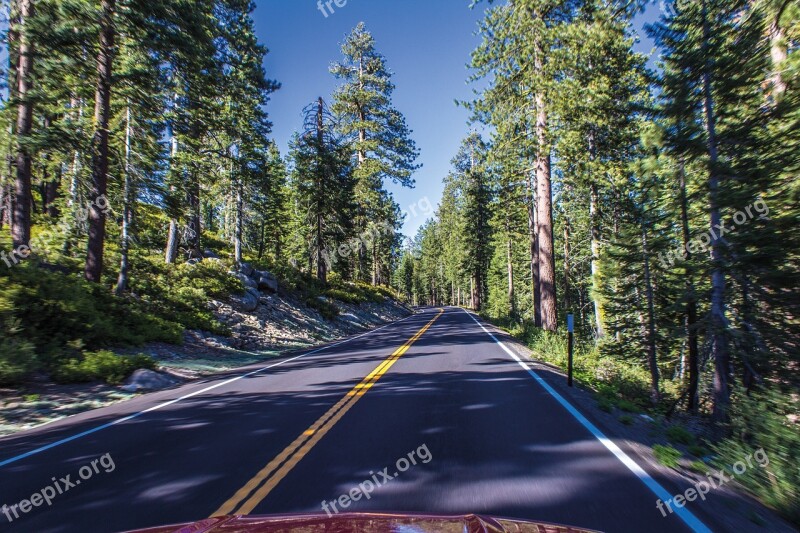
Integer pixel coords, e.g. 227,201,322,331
0,307,720,533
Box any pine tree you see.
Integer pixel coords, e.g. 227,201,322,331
289,98,355,283
330,23,420,284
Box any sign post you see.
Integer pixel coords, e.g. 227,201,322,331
567,314,574,387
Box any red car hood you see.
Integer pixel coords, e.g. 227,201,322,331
128,513,600,533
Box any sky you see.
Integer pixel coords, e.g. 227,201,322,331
252,0,662,239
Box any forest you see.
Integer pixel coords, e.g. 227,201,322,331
0,0,797,523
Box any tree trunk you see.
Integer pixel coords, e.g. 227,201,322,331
590,182,605,338
702,0,730,423
641,224,660,404
678,162,700,411
527,170,540,327
535,93,557,331
115,106,133,296
768,13,787,100
316,96,328,283
165,132,179,264
186,176,202,260
85,0,115,283
563,216,571,312
0,184,5,230
12,0,34,250
507,231,515,318
233,156,243,265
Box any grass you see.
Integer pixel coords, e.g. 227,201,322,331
653,444,682,469
666,425,695,445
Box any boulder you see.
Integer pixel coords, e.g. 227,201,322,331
239,262,255,278
121,369,181,393
256,270,278,293
232,288,260,312
234,273,258,289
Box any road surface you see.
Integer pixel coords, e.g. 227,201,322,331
0,307,718,532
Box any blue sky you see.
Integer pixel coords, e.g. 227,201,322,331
252,0,662,238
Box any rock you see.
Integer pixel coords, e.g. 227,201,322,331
203,249,220,259
231,288,259,312
121,369,181,393
234,273,258,289
239,262,255,278
256,270,278,293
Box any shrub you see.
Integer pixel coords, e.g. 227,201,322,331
688,444,709,458
52,351,156,385
324,288,365,305
306,296,339,320
714,388,799,525
666,425,695,446
0,336,38,385
653,444,682,468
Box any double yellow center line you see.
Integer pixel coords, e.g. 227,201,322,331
212,308,444,517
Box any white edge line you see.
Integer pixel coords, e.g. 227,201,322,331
462,309,713,533
0,313,419,469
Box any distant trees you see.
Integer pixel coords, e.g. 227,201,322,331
403,0,799,426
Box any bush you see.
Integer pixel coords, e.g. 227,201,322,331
714,388,800,525
653,444,682,468
324,288,365,305
306,296,339,320
666,425,695,445
52,351,156,385
0,336,38,385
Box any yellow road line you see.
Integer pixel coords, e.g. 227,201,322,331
212,309,444,517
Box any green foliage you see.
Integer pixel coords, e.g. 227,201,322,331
653,444,682,469
619,415,634,426
688,444,709,458
495,318,656,411
129,258,239,335
666,425,695,446
0,336,38,385
305,296,339,321
52,351,157,385
714,388,800,524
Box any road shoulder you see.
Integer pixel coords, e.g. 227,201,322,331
469,311,796,533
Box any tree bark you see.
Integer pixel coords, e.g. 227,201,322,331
768,10,787,100
234,164,244,266
535,93,557,331
563,216,571,312
527,170,540,327
678,162,700,411
115,106,133,296
590,182,605,338
641,223,660,404
12,0,34,250
85,0,115,283
507,231,515,318
165,132,179,264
